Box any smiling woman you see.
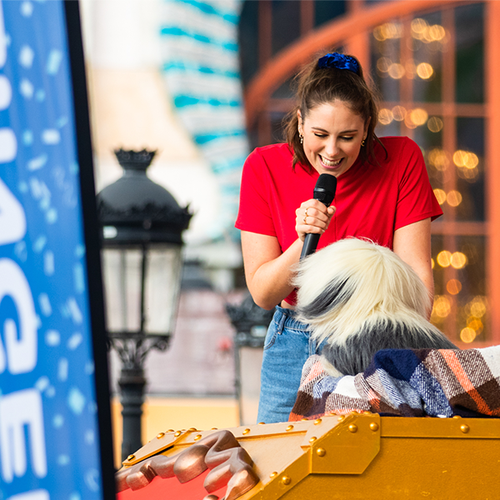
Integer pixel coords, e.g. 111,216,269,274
298,100,367,177
235,52,443,424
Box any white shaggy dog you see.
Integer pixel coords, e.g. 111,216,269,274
294,238,456,377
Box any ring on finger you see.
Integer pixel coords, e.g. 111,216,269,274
304,208,309,223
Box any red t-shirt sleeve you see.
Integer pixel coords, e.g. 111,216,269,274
394,138,443,230
235,148,277,237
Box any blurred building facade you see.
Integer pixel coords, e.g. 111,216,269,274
79,0,498,404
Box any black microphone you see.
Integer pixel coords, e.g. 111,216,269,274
300,174,337,259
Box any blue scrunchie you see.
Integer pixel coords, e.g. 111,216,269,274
318,53,360,74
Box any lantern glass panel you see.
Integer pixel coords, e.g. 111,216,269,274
144,245,183,336
102,244,183,336
102,248,142,333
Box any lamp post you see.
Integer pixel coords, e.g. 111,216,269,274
96,149,192,461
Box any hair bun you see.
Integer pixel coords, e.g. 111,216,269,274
318,53,360,74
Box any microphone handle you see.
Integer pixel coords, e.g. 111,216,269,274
300,233,320,260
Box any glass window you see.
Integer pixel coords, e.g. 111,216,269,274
371,23,402,102
415,120,445,194
455,3,484,103
411,11,444,103
455,117,485,222
431,236,488,343
456,236,488,343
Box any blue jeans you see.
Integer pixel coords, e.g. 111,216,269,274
257,305,322,424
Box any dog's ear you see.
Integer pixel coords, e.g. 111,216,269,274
296,278,351,319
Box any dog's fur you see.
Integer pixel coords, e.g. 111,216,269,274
294,238,457,376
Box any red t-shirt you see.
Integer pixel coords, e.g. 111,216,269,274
235,136,442,305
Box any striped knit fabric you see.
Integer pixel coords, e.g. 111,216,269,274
290,347,500,421
159,0,248,239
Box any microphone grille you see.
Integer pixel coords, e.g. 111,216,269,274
314,174,337,207
315,173,337,193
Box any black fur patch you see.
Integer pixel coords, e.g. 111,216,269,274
322,322,457,376
298,278,351,319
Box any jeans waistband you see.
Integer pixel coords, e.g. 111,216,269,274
273,305,309,332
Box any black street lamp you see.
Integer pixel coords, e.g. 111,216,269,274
96,149,192,461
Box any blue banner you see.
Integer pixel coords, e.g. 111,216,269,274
0,1,109,499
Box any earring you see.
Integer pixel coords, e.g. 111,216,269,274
361,139,366,147
299,134,304,144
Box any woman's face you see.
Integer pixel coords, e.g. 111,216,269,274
298,100,368,177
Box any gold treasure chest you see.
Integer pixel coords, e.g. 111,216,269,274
116,410,500,499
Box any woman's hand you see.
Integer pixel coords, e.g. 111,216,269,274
241,201,335,310
296,200,336,242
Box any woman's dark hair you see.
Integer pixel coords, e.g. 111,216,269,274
284,53,385,170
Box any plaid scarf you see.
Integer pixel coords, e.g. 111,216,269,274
290,347,500,421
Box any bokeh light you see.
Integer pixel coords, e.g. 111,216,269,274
392,105,406,121
433,188,446,205
373,22,403,41
467,318,483,335
416,62,434,79
409,108,428,126
446,190,462,207
427,116,444,133
468,296,487,318
446,279,462,295
410,18,447,44
428,24,446,41
432,295,451,318
378,108,393,125
428,148,449,171
404,114,417,129
457,167,479,181
388,63,405,79
460,327,476,343
437,250,452,267
453,150,479,169
411,18,428,36
376,57,392,73
450,252,467,269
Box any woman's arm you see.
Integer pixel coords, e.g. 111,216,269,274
241,200,335,310
241,232,302,310
393,218,434,316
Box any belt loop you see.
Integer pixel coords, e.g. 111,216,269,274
277,309,287,335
